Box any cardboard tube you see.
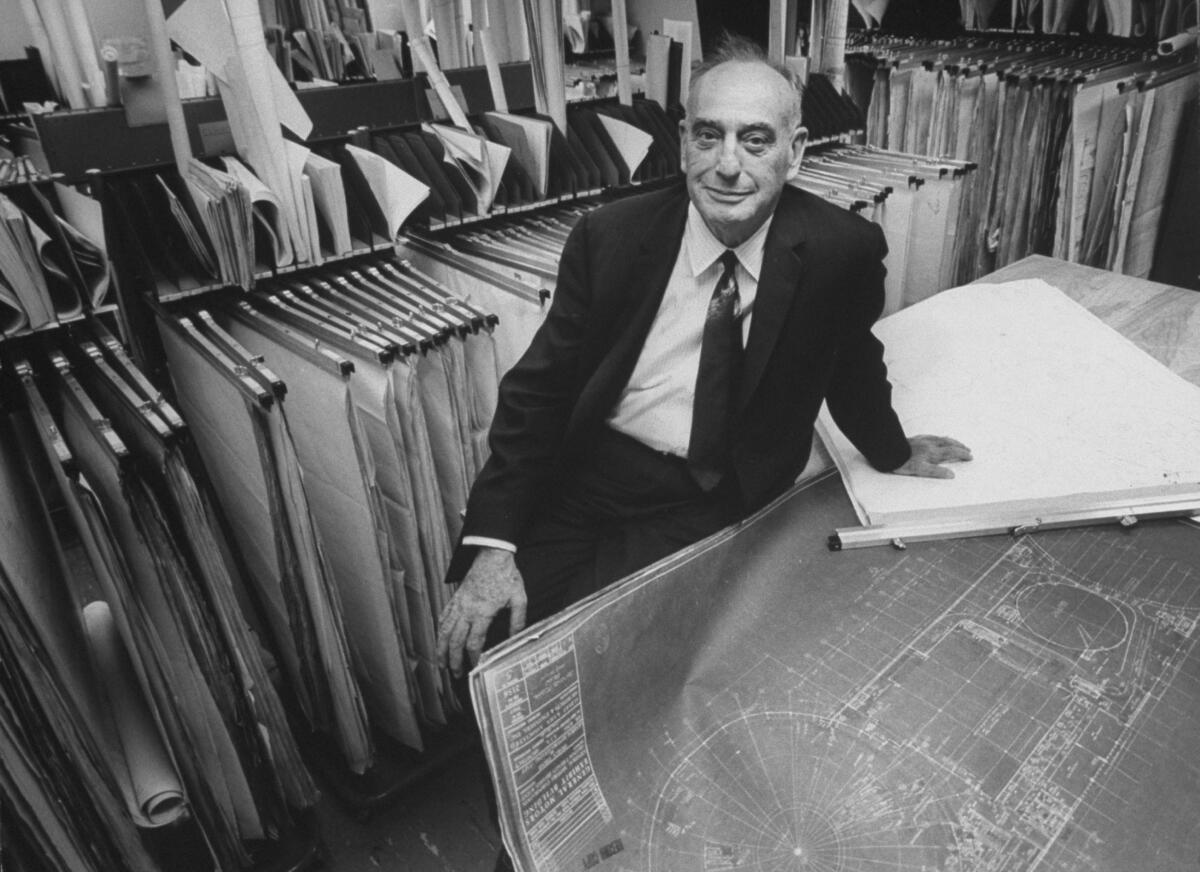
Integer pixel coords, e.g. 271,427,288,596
612,0,632,106
818,0,850,92
533,0,566,131
769,0,787,64
471,0,509,112
431,0,466,68
141,0,193,174
30,0,87,107
62,0,107,106
1159,27,1199,54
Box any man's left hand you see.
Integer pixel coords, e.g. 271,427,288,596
892,435,972,479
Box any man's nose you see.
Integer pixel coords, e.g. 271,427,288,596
715,138,741,177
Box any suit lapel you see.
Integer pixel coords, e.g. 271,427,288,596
574,191,689,428
738,189,812,410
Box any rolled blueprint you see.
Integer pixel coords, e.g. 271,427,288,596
82,600,186,827
1159,27,1198,54
62,0,107,106
27,0,87,107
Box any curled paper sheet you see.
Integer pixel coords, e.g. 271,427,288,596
221,156,295,268
425,123,511,214
82,600,187,828
54,215,111,307
595,114,653,177
52,181,111,305
27,217,83,320
0,196,54,330
0,274,29,335
851,0,892,28
344,144,430,236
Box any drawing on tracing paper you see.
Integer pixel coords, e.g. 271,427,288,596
642,533,1199,872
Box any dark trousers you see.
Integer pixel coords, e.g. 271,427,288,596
500,426,741,640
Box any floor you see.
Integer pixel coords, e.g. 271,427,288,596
313,739,502,872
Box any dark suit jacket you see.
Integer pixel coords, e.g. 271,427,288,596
460,182,912,546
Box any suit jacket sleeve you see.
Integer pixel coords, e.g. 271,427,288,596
459,211,596,545
824,221,912,472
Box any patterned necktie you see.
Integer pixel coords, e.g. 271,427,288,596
688,250,742,491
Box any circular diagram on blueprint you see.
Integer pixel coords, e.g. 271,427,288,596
1014,581,1129,653
646,711,962,872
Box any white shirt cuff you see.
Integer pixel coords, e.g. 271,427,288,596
462,536,517,553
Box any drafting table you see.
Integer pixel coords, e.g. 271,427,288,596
820,255,1200,546
471,256,1200,872
980,254,1200,384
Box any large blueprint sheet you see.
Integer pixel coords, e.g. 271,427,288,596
472,474,1200,872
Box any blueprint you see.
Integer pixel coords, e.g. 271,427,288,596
472,474,1200,872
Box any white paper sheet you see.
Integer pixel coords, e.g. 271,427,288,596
303,151,352,256
53,181,105,249
82,601,186,827
426,123,511,215
484,111,552,199
344,144,430,237
596,114,653,177
220,156,295,268
818,279,1200,528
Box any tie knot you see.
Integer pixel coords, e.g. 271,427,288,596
719,250,739,275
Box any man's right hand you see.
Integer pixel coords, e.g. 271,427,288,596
437,548,528,678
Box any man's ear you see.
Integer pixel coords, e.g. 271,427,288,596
678,118,689,173
787,125,809,180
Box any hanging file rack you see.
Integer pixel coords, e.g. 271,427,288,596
844,28,1198,287
7,8,894,835
31,64,537,183
0,337,326,872
147,257,499,816
0,175,121,340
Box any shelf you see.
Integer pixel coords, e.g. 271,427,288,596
151,183,618,306
148,180,620,305
1,304,119,341
0,162,52,187
424,186,608,231
155,243,388,303
32,64,536,183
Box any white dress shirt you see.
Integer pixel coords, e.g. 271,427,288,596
607,204,769,456
465,206,773,554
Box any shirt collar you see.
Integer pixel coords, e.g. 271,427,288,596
685,204,774,282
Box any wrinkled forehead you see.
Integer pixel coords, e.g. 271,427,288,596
687,61,801,128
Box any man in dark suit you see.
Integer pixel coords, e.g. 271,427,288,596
438,37,970,678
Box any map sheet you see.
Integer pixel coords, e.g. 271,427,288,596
816,279,1200,530
471,474,1200,872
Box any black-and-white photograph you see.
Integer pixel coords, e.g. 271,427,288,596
1,0,1196,869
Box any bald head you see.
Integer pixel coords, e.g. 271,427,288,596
687,35,803,129
679,48,808,247
688,60,803,130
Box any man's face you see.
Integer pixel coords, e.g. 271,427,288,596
680,62,806,247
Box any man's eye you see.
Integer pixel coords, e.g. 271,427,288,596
693,129,719,144
743,136,770,151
